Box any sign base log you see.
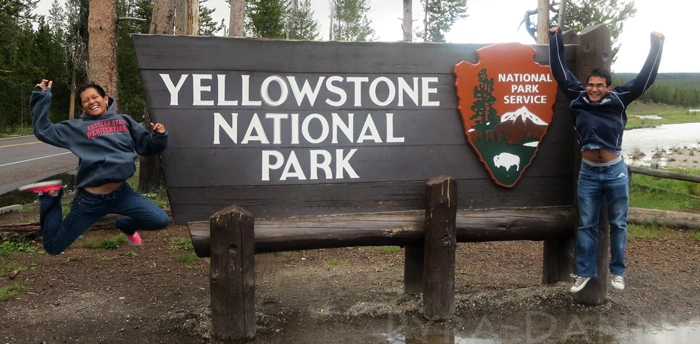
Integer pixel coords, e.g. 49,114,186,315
573,200,609,305
422,176,457,320
404,244,424,294
542,236,575,284
189,207,578,258
209,206,256,342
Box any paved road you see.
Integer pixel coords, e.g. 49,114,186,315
0,135,78,195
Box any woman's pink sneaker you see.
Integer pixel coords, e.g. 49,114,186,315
125,232,142,246
18,180,62,196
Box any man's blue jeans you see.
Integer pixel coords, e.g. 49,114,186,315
575,159,629,278
40,182,170,255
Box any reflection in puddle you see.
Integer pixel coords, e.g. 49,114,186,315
0,173,76,208
385,333,498,344
622,322,700,343
384,320,699,344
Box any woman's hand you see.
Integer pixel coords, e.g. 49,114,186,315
651,31,664,41
151,122,166,134
36,79,52,92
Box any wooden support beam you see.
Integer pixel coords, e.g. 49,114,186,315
570,24,612,306
422,176,457,320
209,205,256,342
403,244,424,294
542,236,575,284
573,200,609,305
188,207,578,258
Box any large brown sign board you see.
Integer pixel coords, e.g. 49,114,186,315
133,35,576,224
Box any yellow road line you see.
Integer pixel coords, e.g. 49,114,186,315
0,141,41,149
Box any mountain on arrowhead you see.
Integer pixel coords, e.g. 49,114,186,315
487,106,548,145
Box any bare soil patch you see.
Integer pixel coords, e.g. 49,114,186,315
1,209,698,343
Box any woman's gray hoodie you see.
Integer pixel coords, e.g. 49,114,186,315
30,88,168,188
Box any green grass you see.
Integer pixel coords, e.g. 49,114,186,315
0,284,26,301
61,197,72,214
0,126,33,138
79,234,128,250
377,246,401,254
175,253,199,263
625,102,700,129
328,259,350,265
629,168,700,212
169,237,194,251
627,166,700,240
627,224,668,240
63,257,79,264
0,257,29,275
0,235,38,256
19,204,38,213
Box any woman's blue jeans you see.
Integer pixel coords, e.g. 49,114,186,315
576,159,629,278
39,182,170,255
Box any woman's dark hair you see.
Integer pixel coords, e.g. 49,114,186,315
587,68,612,86
76,82,107,99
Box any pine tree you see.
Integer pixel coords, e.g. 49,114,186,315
287,0,319,40
418,0,467,43
64,0,90,118
246,0,287,39
563,0,637,63
199,0,226,36
330,0,375,41
469,69,497,135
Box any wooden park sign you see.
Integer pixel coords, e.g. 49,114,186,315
133,28,619,339
133,36,575,225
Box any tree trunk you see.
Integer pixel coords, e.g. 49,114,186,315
557,0,567,29
186,0,199,35
69,67,76,119
536,0,549,44
150,0,176,34
87,0,118,101
174,0,187,35
229,0,245,37
140,0,177,193
403,0,412,42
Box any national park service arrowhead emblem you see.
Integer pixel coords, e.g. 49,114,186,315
454,43,558,188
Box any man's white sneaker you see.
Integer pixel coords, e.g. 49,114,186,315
611,275,625,290
570,274,591,293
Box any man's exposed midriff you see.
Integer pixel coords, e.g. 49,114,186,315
84,181,123,195
581,149,620,163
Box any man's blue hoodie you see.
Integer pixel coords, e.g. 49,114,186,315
548,29,664,155
30,88,168,188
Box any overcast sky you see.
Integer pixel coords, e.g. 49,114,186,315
35,0,698,73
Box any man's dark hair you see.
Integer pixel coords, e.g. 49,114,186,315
76,82,107,99
587,68,612,86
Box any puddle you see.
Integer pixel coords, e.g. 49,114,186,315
621,322,700,343
0,173,76,208
384,320,700,344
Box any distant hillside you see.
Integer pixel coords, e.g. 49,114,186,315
613,73,700,106
614,73,700,89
